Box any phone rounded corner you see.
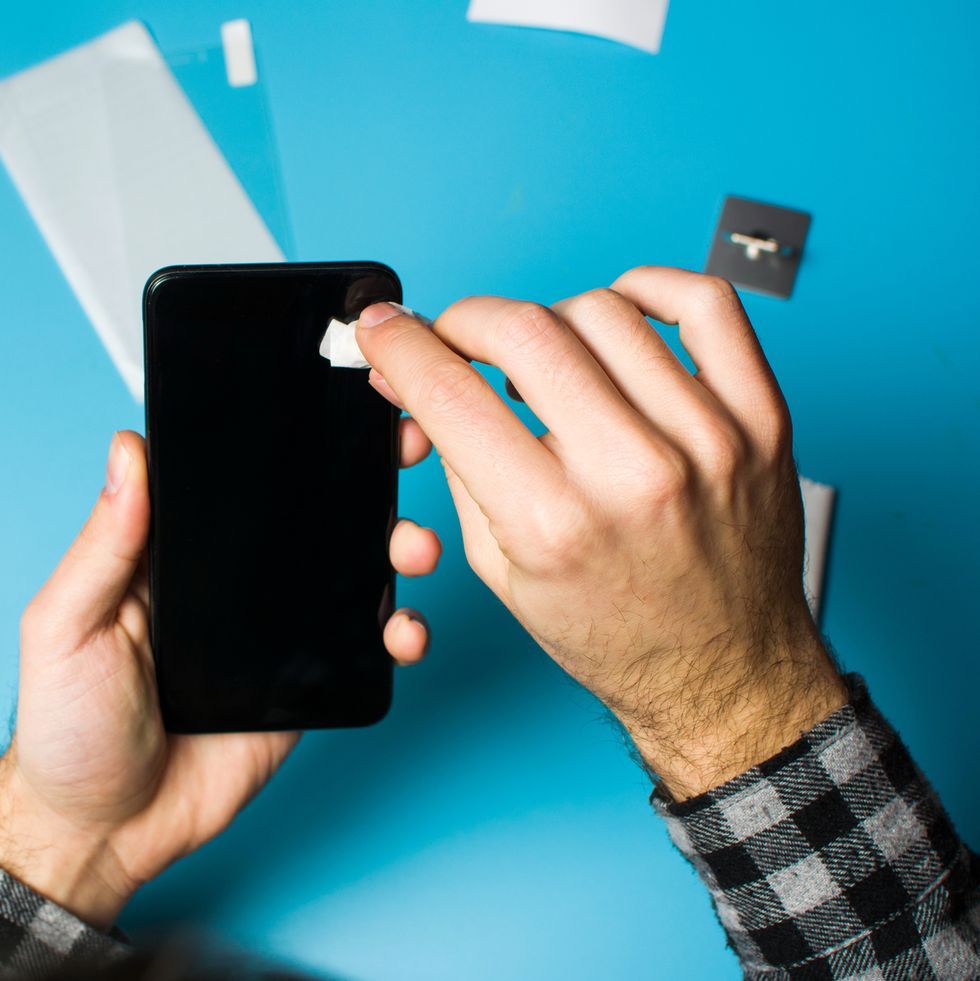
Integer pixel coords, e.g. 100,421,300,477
142,266,183,313
362,696,393,728
361,673,394,727
363,261,403,302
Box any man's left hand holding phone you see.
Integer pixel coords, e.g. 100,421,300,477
0,263,441,930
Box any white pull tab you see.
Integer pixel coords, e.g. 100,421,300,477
221,20,258,87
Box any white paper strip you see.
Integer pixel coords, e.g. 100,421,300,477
467,0,670,55
0,21,283,400
800,476,836,621
221,19,258,88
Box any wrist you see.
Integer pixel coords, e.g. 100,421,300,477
618,625,848,801
0,750,133,930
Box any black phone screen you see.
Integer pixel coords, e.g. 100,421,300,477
143,263,401,733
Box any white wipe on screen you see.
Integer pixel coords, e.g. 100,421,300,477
467,0,670,55
319,304,420,369
320,319,370,369
800,476,836,621
0,21,284,399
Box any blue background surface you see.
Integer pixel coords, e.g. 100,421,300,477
2,2,979,978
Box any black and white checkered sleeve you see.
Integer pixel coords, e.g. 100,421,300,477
653,675,980,979
0,868,127,978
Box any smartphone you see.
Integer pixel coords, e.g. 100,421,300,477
143,262,402,733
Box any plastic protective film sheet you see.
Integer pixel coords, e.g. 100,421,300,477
0,21,289,399
468,0,670,54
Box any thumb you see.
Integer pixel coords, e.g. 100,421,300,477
25,431,150,650
441,459,508,597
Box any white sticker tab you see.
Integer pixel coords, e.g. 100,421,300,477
221,19,258,87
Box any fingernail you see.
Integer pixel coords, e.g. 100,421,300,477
105,433,130,496
403,611,430,655
392,304,433,327
359,302,433,329
358,302,403,329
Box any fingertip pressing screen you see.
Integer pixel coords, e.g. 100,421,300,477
0,21,289,400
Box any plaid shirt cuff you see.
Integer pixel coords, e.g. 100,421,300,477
0,868,127,978
653,674,980,979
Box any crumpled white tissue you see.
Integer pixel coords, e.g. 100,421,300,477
320,319,370,369
319,303,419,369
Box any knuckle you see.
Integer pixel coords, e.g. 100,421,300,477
20,600,37,639
616,264,654,286
19,597,41,640
645,454,691,506
522,493,595,572
572,288,636,333
496,302,564,357
757,401,794,459
691,275,739,310
613,434,691,508
440,295,479,322
697,422,746,477
576,287,622,313
419,360,478,416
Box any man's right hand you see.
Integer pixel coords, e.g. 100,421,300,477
357,267,848,800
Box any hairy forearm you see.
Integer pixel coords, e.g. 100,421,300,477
654,673,980,976
619,620,848,800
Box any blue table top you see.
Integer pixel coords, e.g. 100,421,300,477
2,2,978,978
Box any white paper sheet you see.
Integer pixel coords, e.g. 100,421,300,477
467,0,670,55
0,21,283,400
800,477,836,621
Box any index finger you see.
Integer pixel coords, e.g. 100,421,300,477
356,304,564,519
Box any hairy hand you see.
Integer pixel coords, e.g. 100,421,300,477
0,423,440,928
357,268,847,800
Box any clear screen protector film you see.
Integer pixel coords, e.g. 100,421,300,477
166,29,293,262
0,21,292,400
